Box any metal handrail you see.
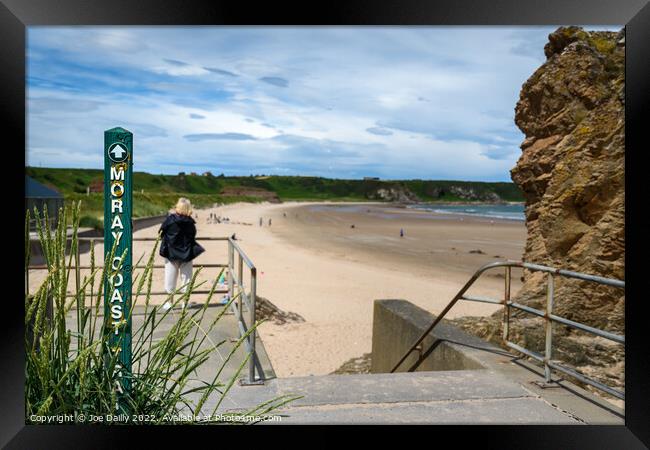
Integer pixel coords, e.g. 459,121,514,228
27,237,229,296
27,235,264,385
226,237,262,385
390,260,625,400
29,236,230,241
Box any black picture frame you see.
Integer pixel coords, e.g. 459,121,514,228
3,0,649,447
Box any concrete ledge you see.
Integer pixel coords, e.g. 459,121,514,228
216,299,624,424
368,298,624,424
219,371,580,424
371,299,498,373
264,397,581,425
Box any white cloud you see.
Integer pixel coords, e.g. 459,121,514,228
26,25,594,180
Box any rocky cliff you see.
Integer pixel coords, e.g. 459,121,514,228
367,183,507,203
453,27,625,399
369,186,420,203
512,26,625,331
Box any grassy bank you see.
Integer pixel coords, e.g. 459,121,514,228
26,167,525,229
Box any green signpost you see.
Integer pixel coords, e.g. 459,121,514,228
103,127,133,412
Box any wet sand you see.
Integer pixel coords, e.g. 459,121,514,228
27,201,527,377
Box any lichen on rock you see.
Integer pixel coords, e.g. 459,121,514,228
512,26,625,332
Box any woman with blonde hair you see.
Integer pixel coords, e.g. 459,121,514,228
159,197,205,310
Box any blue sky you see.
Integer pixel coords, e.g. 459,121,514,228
26,26,620,181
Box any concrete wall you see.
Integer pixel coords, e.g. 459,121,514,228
130,214,168,233
371,299,487,373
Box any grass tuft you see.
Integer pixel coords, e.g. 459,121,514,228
26,201,299,424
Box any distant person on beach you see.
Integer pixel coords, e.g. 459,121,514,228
159,198,205,310
259,217,263,226
400,228,404,237
268,218,272,226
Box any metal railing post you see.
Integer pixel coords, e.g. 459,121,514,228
25,235,30,298
238,253,244,319
249,267,257,383
503,266,511,341
228,240,234,303
75,240,81,348
89,239,96,343
544,273,554,383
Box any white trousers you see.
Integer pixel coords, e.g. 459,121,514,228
164,258,193,294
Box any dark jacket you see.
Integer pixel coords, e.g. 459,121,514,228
159,213,204,263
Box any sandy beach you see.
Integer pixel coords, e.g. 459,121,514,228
242,202,526,377
28,201,526,378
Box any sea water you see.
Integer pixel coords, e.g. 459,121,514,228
410,203,525,221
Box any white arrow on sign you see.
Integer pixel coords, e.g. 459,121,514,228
110,144,127,159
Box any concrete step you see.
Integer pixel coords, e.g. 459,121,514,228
215,370,583,424
64,303,276,388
